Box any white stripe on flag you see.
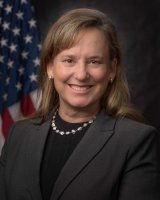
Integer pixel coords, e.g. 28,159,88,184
30,89,41,109
8,102,22,121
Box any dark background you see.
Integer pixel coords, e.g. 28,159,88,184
32,0,160,130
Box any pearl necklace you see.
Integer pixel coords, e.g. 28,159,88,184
51,110,95,135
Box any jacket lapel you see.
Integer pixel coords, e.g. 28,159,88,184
25,111,54,200
50,109,116,200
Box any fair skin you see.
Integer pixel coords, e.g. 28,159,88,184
47,28,117,122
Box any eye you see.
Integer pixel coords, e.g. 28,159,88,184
63,59,74,64
89,60,101,64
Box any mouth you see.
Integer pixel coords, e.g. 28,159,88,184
68,84,94,92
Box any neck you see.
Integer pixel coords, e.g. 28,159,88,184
58,106,100,123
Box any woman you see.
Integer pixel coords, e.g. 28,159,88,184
0,8,159,200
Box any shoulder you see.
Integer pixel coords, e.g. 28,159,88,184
115,117,158,136
99,109,159,140
113,117,159,150
9,118,36,134
9,113,48,132
116,117,157,132
6,117,43,144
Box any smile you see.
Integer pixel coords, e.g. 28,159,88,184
68,84,93,92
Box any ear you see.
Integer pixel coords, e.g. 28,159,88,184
47,62,54,79
109,58,117,81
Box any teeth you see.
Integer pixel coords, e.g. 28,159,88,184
70,85,90,91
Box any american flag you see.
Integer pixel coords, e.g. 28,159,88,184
0,0,41,151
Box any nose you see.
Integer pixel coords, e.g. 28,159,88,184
74,62,89,81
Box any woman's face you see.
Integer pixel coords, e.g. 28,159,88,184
47,28,116,114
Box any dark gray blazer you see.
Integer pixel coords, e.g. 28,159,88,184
0,109,160,200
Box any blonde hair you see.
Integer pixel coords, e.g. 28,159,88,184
35,8,143,122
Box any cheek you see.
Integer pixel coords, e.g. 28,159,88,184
92,70,109,83
93,71,110,95
54,69,71,82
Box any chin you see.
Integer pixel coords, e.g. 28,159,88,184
70,103,90,109
68,100,97,110
66,101,90,108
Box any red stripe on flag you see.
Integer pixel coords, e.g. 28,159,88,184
1,109,14,138
21,95,36,116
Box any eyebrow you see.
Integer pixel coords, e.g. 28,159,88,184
87,56,103,59
61,54,75,58
60,54,104,59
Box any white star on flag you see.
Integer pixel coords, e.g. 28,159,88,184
16,11,24,19
3,94,8,101
0,1,3,7
21,0,27,4
15,82,22,91
33,57,40,66
18,66,25,76
37,44,42,50
7,60,14,68
12,27,21,36
29,73,37,82
28,18,36,28
4,4,12,14
9,43,17,53
0,38,8,47
21,50,29,59
0,55,4,63
24,34,32,44
5,77,10,85
2,21,10,30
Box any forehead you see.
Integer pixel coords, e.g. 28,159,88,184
73,28,107,46
57,28,108,56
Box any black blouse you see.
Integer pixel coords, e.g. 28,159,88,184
40,113,91,200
